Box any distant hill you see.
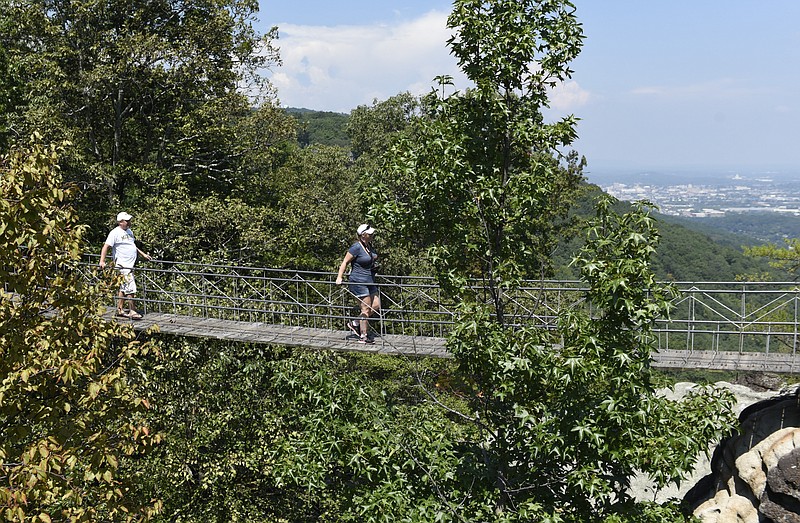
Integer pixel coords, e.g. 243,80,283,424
652,219,784,281
280,110,791,282
660,213,800,245
285,108,350,148
554,184,789,282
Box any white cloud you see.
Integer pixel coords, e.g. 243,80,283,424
265,11,470,112
630,79,761,100
549,80,590,112
263,12,593,115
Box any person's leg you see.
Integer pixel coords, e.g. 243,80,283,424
116,289,126,315
124,294,138,316
369,293,381,318
121,272,140,317
359,293,382,339
347,317,361,336
347,283,370,338
358,296,373,338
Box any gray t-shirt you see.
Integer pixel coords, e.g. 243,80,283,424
347,241,378,283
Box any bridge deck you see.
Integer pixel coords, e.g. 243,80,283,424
108,310,449,358
110,310,800,373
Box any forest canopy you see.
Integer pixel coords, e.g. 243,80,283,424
0,0,774,521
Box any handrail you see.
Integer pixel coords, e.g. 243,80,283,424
72,254,800,359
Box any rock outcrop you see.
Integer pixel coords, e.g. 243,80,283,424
684,385,800,523
630,382,777,504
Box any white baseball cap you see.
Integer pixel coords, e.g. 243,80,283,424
357,224,375,235
117,211,132,221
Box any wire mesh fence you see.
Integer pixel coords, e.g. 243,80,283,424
76,255,800,359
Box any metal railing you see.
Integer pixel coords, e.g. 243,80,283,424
76,255,800,359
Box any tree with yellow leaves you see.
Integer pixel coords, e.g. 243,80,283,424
0,137,160,522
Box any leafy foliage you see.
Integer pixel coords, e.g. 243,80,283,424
129,143,359,268
745,238,800,277
438,198,736,521
345,93,430,276
0,137,159,522
347,93,421,163
287,109,351,148
125,337,466,522
260,144,360,269
0,0,280,226
126,338,306,522
367,0,586,315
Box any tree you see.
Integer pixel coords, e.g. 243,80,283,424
0,0,280,224
346,93,432,276
349,1,738,520
286,109,350,148
744,238,800,277
0,23,24,152
124,338,311,522
260,144,361,269
367,0,586,317
347,93,421,163
0,136,160,521
129,142,359,268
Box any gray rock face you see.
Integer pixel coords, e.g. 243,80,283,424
684,386,800,523
630,382,776,504
762,448,800,522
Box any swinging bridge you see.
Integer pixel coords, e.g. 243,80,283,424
76,256,800,374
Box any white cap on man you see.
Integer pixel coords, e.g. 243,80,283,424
117,211,132,221
357,224,375,235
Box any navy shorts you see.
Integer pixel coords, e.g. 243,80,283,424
348,282,378,298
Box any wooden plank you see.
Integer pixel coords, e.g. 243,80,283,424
653,349,800,373
107,310,450,358
105,310,800,370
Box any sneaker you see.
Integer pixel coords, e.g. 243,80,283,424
358,335,374,344
346,320,360,336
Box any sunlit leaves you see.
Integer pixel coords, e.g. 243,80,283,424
745,237,800,276
367,2,586,316
0,137,160,521
0,0,279,226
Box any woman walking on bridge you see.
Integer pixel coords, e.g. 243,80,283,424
336,224,381,344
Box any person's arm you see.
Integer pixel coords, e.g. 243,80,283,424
99,243,110,268
336,252,355,285
136,246,152,261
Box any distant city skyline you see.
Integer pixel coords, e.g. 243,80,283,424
255,1,800,178
603,175,800,220
586,166,800,188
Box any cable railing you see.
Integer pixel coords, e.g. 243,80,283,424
74,255,800,360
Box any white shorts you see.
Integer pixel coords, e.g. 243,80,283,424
119,269,137,295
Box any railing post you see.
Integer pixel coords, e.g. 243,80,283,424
739,282,746,354
794,288,799,357
766,324,771,356
687,291,694,352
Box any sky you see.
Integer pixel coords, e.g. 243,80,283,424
254,1,800,179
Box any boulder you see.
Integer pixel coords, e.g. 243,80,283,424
684,386,800,522
630,382,775,503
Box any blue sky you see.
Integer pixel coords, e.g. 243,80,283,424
255,1,800,177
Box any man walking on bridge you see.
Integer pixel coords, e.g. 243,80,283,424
99,211,152,320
